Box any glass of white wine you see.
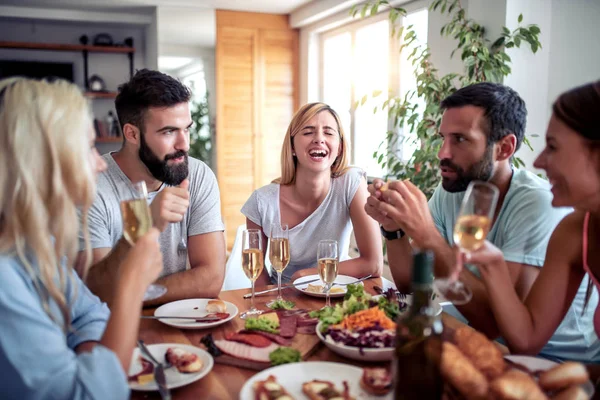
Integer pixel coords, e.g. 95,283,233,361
120,181,167,301
434,180,499,305
241,229,264,319
317,240,339,309
266,224,290,308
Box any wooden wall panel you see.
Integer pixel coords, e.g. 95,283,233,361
216,10,299,249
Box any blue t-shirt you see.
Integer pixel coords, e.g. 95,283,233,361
0,254,129,399
429,169,600,363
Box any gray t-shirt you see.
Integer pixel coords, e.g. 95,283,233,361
81,153,225,278
241,167,365,283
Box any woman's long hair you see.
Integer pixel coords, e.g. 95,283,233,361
553,81,600,314
0,78,96,331
277,102,350,185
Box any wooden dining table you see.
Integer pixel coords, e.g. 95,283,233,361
131,278,496,400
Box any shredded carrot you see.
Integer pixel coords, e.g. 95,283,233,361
333,307,396,331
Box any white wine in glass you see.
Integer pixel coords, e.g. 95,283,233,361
241,229,264,319
317,240,339,309
120,181,166,302
434,180,498,305
267,224,290,307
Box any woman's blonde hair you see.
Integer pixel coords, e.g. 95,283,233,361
278,102,350,185
0,77,96,331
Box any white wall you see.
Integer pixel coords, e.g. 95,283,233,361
508,0,600,171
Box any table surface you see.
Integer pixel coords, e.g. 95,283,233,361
131,277,493,400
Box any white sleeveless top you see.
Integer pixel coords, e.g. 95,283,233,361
241,167,365,283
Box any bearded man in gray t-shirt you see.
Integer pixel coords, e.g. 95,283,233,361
77,69,225,306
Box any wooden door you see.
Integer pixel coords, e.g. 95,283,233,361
216,10,298,249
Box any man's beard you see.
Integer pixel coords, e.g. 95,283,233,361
139,132,189,186
440,145,494,192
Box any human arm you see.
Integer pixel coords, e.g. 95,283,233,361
0,229,162,400
144,231,227,306
466,213,586,354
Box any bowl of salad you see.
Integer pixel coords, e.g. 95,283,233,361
311,284,404,362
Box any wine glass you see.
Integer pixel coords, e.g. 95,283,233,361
317,240,339,309
120,181,167,301
266,224,290,308
241,229,265,319
434,180,499,305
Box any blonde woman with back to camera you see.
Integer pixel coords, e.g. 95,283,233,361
242,102,383,286
0,77,163,399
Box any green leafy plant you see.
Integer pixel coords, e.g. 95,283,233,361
351,0,541,198
188,93,213,168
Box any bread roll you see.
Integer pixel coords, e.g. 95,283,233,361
453,326,505,380
551,385,590,400
539,362,589,392
441,342,488,400
206,299,226,313
490,370,548,400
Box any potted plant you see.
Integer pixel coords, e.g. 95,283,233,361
351,0,542,198
189,93,213,169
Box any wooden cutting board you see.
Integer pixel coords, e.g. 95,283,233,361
200,311,322,371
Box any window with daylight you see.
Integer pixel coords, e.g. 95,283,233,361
319,8,428,178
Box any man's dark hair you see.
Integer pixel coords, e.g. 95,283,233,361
441,82,527,151
115,68,192,131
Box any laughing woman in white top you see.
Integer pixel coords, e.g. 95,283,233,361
0,77,163,399
242,102,383,285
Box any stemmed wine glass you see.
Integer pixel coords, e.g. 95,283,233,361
266,224,290,307
120,181,167,301
433,180,499,305
317,240,339,309
241,229,265,319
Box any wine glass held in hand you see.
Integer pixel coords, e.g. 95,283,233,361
435,180,499,305
266,224,290,308
317,240,339,309
120,181,167,301
241,229,265,319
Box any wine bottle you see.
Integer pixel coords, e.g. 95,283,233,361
393,250,444,399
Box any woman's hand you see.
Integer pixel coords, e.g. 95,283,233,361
119,228,163,293
463,240,510,282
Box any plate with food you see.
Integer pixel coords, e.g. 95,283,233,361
154,299,238,329
504,355,594,396
239,361,393,399
293,274,362,298
128,343,213,391
372,293,443,317
310,284,402,362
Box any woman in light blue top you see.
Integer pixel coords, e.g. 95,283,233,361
242,102,383,285
0,77,163,399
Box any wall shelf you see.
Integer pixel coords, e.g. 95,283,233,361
84,91,118,99
0,41,135,54
96,137,122,143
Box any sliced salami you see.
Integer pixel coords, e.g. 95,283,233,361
297,325,317,335
238,329,292,346
213,340,279,363
279,315,297,338
224,332,272,348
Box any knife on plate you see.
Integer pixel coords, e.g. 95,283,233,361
141,315,222,322
137,340,172,400
244,277,322,299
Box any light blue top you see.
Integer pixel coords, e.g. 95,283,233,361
429,168,600,363
241,167,365,283
0,253,129,399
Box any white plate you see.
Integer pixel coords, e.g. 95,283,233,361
154,299,238,329
293,274,362,298
128,343,213,391
239,361,392,400
316,321,394,362
372,294,443,317
504,355,595,396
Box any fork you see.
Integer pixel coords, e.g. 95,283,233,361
137,340,172,400
177,220,187,256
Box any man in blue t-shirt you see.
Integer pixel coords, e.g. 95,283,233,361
365,82,598,362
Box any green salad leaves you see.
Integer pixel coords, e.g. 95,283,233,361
267,299,296,310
